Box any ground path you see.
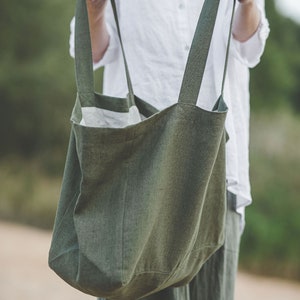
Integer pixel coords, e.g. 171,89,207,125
1,221,300,300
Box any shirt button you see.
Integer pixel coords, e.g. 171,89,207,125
179,3,185,9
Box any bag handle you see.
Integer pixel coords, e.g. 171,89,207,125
108,0,236,105
221,0,236,97
178,0,236,105
74,0,95,95
74,0,136,105
107,0,222,106
110,0,135,103
75,0,235,107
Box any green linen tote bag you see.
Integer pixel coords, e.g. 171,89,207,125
48,0,236,299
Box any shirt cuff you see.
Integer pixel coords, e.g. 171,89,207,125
230,6,270,68
69,17,119,71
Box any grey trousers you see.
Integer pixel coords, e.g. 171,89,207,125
98,192,241,300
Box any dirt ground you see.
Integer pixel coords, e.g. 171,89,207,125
1,221,300,300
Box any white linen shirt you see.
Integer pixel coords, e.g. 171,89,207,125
70,0,270,222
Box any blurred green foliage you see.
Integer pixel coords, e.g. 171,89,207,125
250,1,300,111
0,158,60,229
238,1,300,280
0,0,76,169
0,0,299,281
240,110,300,280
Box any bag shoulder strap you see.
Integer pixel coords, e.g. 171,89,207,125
221,0,236,97
110,0,135,104
179,0,236,105
178,0,220,105
75,0,94,95
75,0,236,107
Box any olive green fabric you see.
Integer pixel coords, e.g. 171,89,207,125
131,192,241,300
48,0,235,299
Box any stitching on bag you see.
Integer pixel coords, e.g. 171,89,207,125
49,245,79,263
130,270,173,276
51,191,79,235
121,156,130,285
78,92,94,95
190,243,223,253
128,245,222,277
121,175,126,285
177,102,227,116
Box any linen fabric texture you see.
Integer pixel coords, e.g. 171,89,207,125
48,0,234,299
69,0,270,218
131,192,241,300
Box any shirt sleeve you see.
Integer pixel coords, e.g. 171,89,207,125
230,0,270,68
69,2,120,70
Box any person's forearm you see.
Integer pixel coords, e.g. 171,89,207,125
87,0,110,63
232,0,261,42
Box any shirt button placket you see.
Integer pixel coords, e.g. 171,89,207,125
178,0,190,53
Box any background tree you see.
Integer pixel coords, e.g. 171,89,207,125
0,0,75,169
250,0,300,111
